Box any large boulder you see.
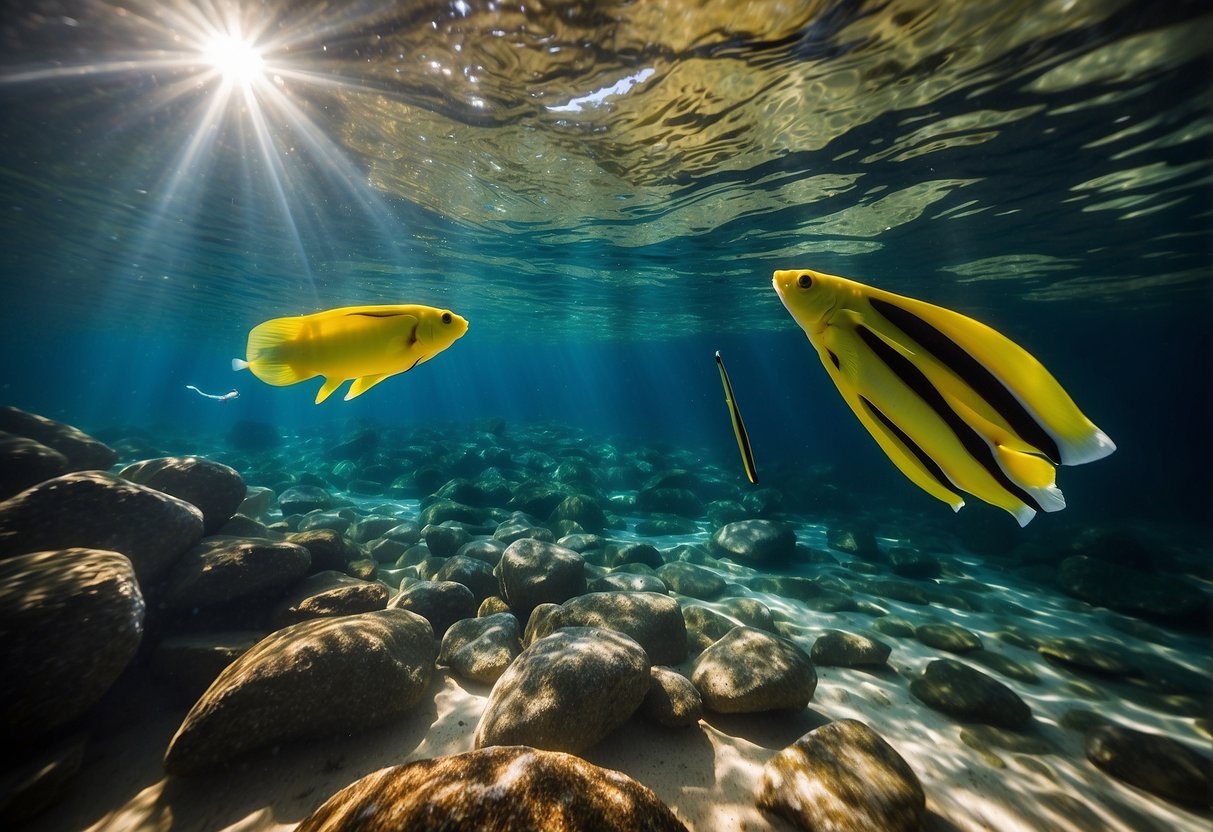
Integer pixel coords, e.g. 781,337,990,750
0,432,70,500
0,406,116,471
1058,556,1206,626
474,627,650,754
295,746,687,832
691,627,817,714
270,571,389,627
655,562,726,600
162,537,311,609
710,519,796,566
438,612,523,684
758,719,925,832
1086,723,1211,808
909,659,1032,729
811,630,892,668
639,666,703,728
0,472,204,582
496,538,586,617
524,591,687,665
118,457,246,535
389,580,477,638
0,548,144,745
163,609,436,775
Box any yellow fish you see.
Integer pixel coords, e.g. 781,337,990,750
232,304,468,404
772,268,1114,526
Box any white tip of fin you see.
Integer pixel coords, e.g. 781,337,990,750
1029,483,1066,514
232,359,249,372
1060,428,1116,466
1012,504,1038,527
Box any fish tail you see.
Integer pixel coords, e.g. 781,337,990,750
244,316,308,386
231,359,249,372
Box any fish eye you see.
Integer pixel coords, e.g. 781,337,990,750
798,274,812,289
441,312,452,324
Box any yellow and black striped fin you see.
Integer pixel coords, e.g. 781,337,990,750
716,351,758,484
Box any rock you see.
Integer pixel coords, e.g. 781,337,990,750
389,580,476,638
710,519,796,566
286,528,361,572
548,494,608,533
1036,637,1137,678
683,605,738,652
368,537,407,563
635,516,700,536
163,609,435,775
888,547,942,579
1058,556,1206,626
1070,527,1152,569
298,511,351,534
474,627,650,754
237,488,276,522
758,719,925,832
478,596,511,617
656,562,725,600
0,406,116,470
606,542,663,569
457,538,506,566
915,622,983,653
151,631,264,702
349,515,401,544
826,525,882,560
0,471,204,583
295,746,687,832
721,597,776,631
590,572,669,594
910,659,1031,728
871,616,917,638
706,499,748,528
691,627,816,714
0,432,69,500
278,485,333,515
0,549,144,744
434,478,495,508
1087,724,1211,808
811,630,892,667
434,554,498,602
508,482,572,517
216,514,271,538
327,429,378,461
559,533,608,553
525,591,687,665
0,734,87,825
163,537,311,609
118,457,246,535
438,612,522,684
421,499,488,527
639,666,703,728
637,487,703,518
270,571,389,627
423,522,472,558
493,521,556,545
967,650,1040,684
864,579,929,605
497,538,586,618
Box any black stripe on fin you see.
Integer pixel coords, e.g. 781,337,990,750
870,297,1061,464
856,324,1042,513
859,395,956,496
827,350,841,370
347,310,409,318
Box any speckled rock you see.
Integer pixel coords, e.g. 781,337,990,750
423,522,473,558
683,605,738,653
0,432,69,500
163,537,311,609
758,719,925,832
826,525,882,560
637,486,703,518
457,537,506,566
1058,555,1206,626
710,519,796,566
590,572,669,594
164,609,435,775
277,485,333,515
888,547,942,579
910,659,1031,729
1,548,144,744
270,571,389,627
1086,724,1211,807
421,499,488,527
496,538,586,617
389,580,477,638
119,456,246,535
872,616,917,638
1037,637,1137,678
438,612,522,684
524,591,687,665
294,746,687,832
691,626,817,714
811,630,892,667
639,666,703,728
285,529,362,572
606,542,663,569
0,471,204,582
548,494,608,533
0,406,116,471
915,622,983,654
656,562,726,600
474,627,650,753
434,554,498,602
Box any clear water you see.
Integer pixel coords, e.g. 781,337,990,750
1,0,1210,829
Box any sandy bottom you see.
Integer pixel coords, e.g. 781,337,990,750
21,528,1210,832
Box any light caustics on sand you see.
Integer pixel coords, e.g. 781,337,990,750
0,1,407,286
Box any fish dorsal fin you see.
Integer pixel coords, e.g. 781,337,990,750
315,377,345,404
345,373,393,401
